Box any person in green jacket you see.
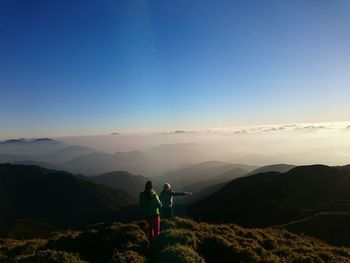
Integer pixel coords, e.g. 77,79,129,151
139,181,162,241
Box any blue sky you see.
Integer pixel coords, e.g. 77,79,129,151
0,0,349,137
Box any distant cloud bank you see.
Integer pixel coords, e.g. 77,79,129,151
159,121,350,136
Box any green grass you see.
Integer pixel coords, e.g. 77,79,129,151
1,217,349,262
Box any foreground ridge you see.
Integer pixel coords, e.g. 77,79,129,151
1,217,350,263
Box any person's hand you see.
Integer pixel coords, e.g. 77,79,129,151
185,192,192,197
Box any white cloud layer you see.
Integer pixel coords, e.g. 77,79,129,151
59,121,350,166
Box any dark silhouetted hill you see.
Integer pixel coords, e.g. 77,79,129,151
337,164,350,173
30,138,61,144
91,171,148,197
12,160,62,170
0,138,28,145
192,165,350,227
0,164,135,234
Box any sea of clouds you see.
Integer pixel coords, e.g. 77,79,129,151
58,121,350,166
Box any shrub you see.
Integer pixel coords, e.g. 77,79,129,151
18,249,87,263
0,239,47,259
198,234,262,263
155,228,198,251
171,217,201,231
157,244,205,263
110,250,146,263
44,222,149,263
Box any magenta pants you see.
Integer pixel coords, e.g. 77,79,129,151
147,215,160,240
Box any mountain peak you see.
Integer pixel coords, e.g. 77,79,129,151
1,138,28,144
0,138,62,145
287,164,335,174
30,138,61,144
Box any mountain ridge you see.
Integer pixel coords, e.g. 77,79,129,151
0,163,135,234
191,164,350,227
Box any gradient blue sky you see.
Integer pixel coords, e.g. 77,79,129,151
1,0,349,137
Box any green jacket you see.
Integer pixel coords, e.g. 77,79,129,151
139,190,162,218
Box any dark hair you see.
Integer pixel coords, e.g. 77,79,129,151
144,181,154,199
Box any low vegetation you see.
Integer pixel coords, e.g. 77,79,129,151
1,217,349,262
283,212,350,247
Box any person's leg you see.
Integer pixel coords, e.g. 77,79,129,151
160,207,165,218
155,215,160,236
163,207,171,219
147,218,155,240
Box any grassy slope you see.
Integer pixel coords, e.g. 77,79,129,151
282,212,350,247
1,217,350,263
